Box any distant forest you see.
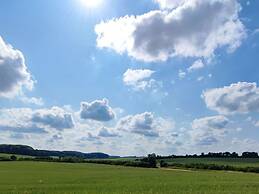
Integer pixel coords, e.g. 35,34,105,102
0,144,109,159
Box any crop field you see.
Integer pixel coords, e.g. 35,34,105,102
164,157,259,167
0,162,259,194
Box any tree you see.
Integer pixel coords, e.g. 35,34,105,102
147,153,157,168
10,155,17,161
141,153,157,168
242,152,259,158
160,160,168,167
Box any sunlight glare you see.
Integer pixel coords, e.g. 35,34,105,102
80,0,103,8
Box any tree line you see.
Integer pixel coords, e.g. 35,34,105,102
169,163,259,173
2,153,259,174
0,154,159,168
156,152,259,159
0,144,109,159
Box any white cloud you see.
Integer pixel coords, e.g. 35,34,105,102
95,0,245,62
80,99,115,122
123,69,154,84
0,107,177,155
190,115,229,145
0,108,33,127
202,82,259,115
20,96,44,106
116,112,172,137
178,70,186,79
0,36,34,98
0,108,45,134
0,107,74,133
123,69,159,90
154,0,187,9
31,107,74,130
98,127,119,137
187,59,205,72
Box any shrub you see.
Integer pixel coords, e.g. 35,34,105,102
160,160,168,167
10,155,17,161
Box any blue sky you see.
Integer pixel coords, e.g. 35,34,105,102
0,0,259,156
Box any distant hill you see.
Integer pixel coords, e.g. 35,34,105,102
0,144,110,159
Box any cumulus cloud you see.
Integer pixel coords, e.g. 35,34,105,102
187,59,205,72
190,115,229,145
116,112,167,137
0,36,34,98
31,107,74,130
80,99,115,122
202,82,259,115
0,108,46,134
0,107,74,134
98,127,119,137
123,69,160,90
95,0,245,62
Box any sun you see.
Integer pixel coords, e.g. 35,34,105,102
80,0,103,8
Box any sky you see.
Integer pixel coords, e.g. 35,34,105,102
0,0,258,156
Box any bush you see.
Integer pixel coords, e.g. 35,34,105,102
84,158,157,168
141,154,157,168
10,155,17,161
160,160,168,167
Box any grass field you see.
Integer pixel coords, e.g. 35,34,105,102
0,162,259,194
164,157,259,167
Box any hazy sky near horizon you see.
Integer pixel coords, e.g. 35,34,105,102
0,0,259,156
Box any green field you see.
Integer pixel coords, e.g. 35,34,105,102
0,162,259,194
164,157,259,167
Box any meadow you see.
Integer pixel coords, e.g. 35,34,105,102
0,161,259,194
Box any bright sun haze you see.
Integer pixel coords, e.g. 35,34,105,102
80,0,102,8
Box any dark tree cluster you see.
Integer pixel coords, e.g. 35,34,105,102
141,153,157,168
242,152,259,158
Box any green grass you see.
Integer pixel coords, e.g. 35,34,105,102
164,158,259,167
0,162,259,194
